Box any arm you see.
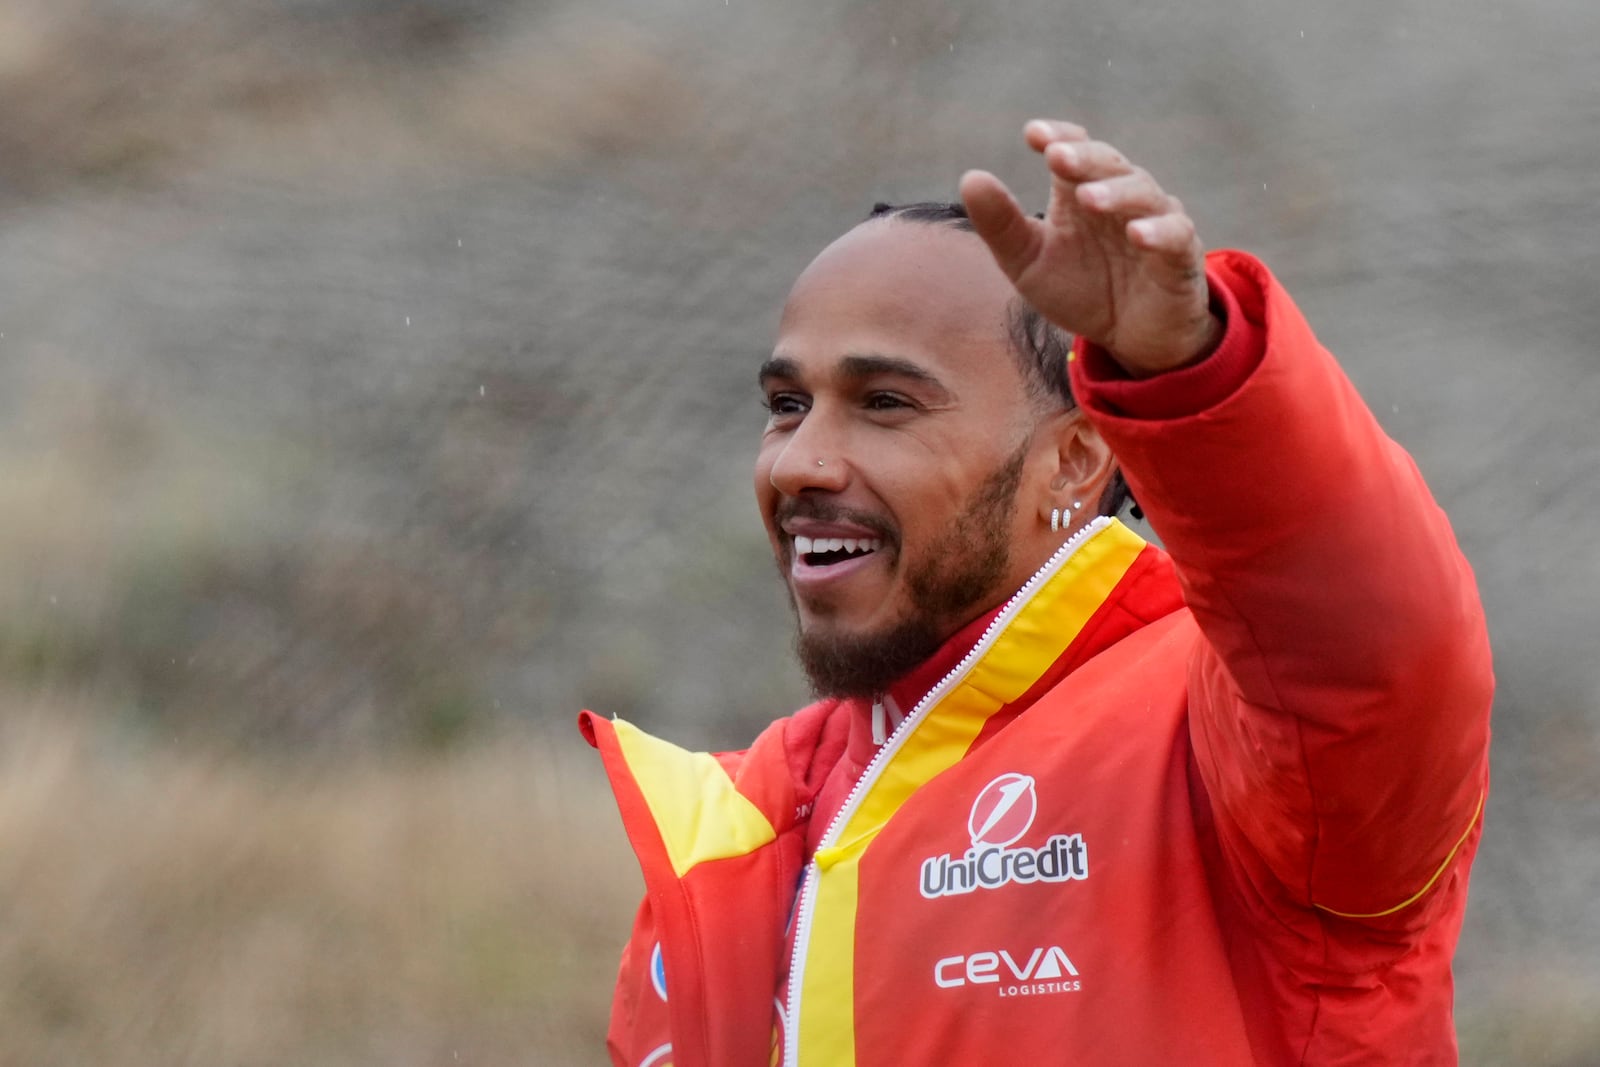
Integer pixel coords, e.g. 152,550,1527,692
962,122,1492,920
1080,252,1491,920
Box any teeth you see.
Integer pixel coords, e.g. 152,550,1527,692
792,534,887,560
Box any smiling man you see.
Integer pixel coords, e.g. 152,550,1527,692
756,214,1065,700
581,121,1493,1066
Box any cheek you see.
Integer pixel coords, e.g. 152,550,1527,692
873,468,969,534
752,456,784,543
752,448,777,504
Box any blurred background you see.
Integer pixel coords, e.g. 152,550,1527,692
0,0,1595,1062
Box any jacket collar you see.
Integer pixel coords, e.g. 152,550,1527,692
827,518,1183,792
811,517,1169,858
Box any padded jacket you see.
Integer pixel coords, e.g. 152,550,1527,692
580,251,1494,1066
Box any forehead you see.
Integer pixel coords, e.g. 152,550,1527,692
773,220,1021,380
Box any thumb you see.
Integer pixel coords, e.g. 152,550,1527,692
960,169,1041,282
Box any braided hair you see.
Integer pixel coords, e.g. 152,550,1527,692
866,201,1141,521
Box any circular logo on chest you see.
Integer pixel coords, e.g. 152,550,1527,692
967,772,1038,848
650,941,667,1002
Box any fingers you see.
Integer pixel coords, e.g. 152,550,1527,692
1044,139,1134,184
1127,211,1199,265
1077,170,1168,217
1024,119,1088,153
1042,138,1195,259
959,169,1043,281
999,120,1203,278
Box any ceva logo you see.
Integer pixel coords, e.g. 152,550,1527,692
919,772,1088,899
934,945,1083,997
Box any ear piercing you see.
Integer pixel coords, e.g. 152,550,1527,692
1049,500,1083,533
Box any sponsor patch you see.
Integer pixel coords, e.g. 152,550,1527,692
968,772,1038,847
934,945,1083,997
920,773,1088,898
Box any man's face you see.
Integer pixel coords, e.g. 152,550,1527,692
754,220,1056,697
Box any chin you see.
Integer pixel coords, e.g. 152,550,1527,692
793,610,945,699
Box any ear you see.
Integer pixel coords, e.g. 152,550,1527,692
1036,409,1117,524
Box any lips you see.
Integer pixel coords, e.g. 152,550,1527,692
790,545,882,588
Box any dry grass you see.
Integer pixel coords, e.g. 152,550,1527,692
0,700,637,1066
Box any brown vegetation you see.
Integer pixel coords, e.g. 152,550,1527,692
0,704,636,1065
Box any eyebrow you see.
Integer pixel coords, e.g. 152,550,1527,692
758,356,801,387
758,352,951,396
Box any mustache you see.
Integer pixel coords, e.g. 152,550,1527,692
776,499,897,543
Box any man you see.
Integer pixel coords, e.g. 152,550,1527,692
580,119,1493,1066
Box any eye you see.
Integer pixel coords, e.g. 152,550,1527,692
864,392,913,412
763,392,809,417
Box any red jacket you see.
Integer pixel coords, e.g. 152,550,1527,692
580,251,1493,1066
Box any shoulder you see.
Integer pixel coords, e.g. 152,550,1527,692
721,697,850,809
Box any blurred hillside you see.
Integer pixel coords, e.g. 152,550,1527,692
0,0,1597,1062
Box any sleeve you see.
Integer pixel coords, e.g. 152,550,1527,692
1070,249,1493,923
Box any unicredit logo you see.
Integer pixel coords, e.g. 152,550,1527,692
968,772,1038,847
920,772,1088,899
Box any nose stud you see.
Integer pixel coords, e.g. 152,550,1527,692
817,459,825,467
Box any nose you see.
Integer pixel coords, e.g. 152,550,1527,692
765,412,851,498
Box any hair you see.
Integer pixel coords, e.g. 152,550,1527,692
865,201,1141,521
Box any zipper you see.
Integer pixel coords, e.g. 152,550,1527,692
781,517,1112,1066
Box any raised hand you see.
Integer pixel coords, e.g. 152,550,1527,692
959,120,1222,377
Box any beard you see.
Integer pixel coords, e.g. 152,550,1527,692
793,442,1027,699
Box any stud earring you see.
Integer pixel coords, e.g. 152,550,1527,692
1072,500,1082,510
817,459,825,467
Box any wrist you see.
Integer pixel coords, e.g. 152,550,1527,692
1070,263,1263,421
1119,309,1224,380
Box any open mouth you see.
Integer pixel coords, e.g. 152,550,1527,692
795,534,885,568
